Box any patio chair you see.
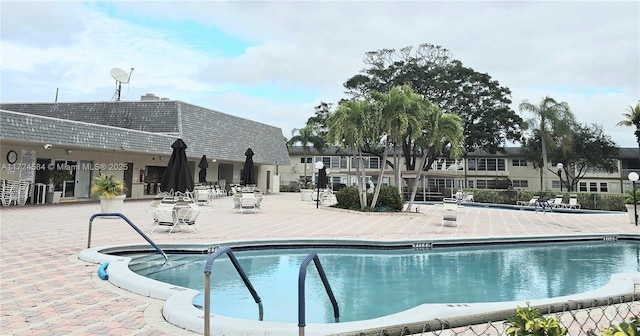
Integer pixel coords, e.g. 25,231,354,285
442,198,458,227
240,192,257,214
150,203,179,233
177,206,200,233
550,195,567,208
568,194,581,209
462,193,474,203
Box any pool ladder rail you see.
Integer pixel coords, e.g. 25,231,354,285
202,247,340,336
88,213,168,263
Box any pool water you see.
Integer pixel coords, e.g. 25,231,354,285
134,241,639,323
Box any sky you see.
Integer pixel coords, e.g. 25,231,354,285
1,0,639,147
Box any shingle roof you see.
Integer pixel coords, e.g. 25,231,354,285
0,101,291,164
1,109,177,153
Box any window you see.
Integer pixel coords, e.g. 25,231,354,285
474,179,497,189
300,157,312,163
467,159,477,171
467,158,506,171
512,159,527,167
316,156,346,169
579,182,587,192
350,157,381,169
599,182,608,192
552,180,560,188
589,182,598,192
512,180,528,188
467,180,474,189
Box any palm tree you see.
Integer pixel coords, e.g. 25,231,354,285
519,96,575,190
405,103,463,212
287,124,325,187
327,99,375,209
369,85,423,209
616,103,640,162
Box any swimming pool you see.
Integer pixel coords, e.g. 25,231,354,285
79,235,640,335
135,241,639,323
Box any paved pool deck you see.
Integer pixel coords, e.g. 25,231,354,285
1,192,639,335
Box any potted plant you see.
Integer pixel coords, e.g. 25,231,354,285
47,168,73,204
91,174,127,213
624,189,640,224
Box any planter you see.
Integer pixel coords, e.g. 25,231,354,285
47,191,62,204
100,195,126,214
626,204,638,225
300,189,313,201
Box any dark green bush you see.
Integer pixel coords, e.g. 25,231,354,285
335,186,362,210
470,189,626,211
376,185,403,211
335,186,403,211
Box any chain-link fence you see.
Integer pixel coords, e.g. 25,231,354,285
332,293,639,336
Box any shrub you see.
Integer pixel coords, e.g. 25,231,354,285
600,316,639,336
376,185,403,211
335,186,362,210
505,302,567,336
335,186,403,211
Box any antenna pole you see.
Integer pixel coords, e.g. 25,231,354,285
55,88,59,102
116,81,121,101
127,67,134,83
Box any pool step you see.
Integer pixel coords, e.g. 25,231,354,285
129,255,200,276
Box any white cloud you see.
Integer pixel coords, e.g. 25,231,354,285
1,0,638,147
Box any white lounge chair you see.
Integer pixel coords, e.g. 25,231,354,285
442,198,458,226
517,196,539,206
240,192,257,214
568,195,581,209
551,195,567,208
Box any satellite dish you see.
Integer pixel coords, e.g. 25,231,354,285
110,67,134,101
111,67,130,84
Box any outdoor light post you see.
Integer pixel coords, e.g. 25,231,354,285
557,163,564,192
315,161,324,209
629,172,639,226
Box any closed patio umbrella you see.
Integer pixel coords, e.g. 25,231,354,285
318,166,327,189
240,148,256,186
198,155,208,184
160,138,194,193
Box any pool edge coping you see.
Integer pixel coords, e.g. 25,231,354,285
78,233,640,335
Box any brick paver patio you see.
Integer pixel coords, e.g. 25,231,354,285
1,192,638,335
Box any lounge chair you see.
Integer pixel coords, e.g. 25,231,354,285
517,196,539,206
568,194,581,209
442,198,458,226
240,192,257,214
550,195,567,208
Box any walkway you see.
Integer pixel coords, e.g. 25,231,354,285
1,193,638,335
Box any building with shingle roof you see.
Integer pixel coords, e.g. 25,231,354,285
1,99,290,201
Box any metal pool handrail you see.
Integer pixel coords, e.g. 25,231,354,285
88,213,168,262
298,251,340,336
203,246,263,336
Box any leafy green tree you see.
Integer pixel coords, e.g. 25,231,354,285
287,124,325,187
521,123,617,192
326,99,376,209
306,101,333,139
519,96,576,190
616,102,640,162
344,43,524,160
